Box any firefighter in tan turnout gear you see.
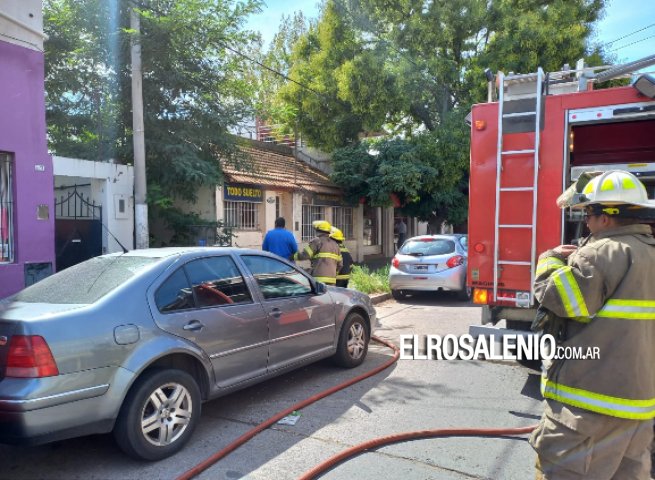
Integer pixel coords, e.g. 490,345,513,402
294,220,342,285
329,227,353,288
530,170,655,479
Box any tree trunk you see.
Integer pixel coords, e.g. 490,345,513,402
427,213,443,235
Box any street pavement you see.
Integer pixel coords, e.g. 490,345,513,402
0,293,544,480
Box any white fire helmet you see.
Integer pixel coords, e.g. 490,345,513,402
570,170,655,210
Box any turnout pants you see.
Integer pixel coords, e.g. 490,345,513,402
530,401,653,480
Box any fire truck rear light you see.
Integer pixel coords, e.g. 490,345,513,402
392,257,400,268
474,243,485,253
6,335,59,378
473,288,488,304
474,120,486,131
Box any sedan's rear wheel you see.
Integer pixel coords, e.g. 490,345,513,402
333,313,369,368
391,289,406,300
457,285,472,301
114,369,201,461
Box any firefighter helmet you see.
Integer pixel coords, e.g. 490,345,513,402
570,170,655,212
329,227,345,242
312,220,332,233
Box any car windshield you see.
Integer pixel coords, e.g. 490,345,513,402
399,239,455,256
13,256,159,304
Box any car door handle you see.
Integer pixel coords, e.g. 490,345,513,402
270,307,281,318
183,320,204,331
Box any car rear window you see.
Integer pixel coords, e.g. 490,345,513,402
13,256,159,304
399,239,455,256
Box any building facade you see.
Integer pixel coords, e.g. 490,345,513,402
0,1,55,298
53,157,135,269
166,140,410,262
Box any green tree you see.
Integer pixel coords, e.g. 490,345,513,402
278,0,395,150
44,0,262,240
331,109,470,229
278,0,606,226
253,11,310,139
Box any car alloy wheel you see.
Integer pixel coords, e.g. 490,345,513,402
114,369,201,461
391,289,406,300
457,285,472,301
141,382,193,447
333,313,369,368
348,321,366,360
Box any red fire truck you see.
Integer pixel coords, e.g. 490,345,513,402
467,58,655,333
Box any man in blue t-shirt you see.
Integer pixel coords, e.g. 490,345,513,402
262,217,298,261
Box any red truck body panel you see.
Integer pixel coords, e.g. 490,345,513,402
468,86,654,309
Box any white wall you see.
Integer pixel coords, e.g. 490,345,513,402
53,156,134,253
176,186,217,221
0,1,45,52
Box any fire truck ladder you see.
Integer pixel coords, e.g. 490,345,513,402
493,68,544,304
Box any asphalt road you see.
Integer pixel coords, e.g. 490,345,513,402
0,293,544,480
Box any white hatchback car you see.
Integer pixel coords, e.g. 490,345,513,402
389,234,469,301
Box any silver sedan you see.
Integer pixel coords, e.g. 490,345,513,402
389,234,469,301
0,248,375,460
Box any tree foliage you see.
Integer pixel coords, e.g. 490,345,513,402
332,109,469,227
253,11,310,138
277,1,395,150
274,0,606,226
44,0,262,238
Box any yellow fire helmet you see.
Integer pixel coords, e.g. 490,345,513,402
329,227,345,242
569,170,655,211
312,220,332,233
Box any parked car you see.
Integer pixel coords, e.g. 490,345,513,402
389,234,470,301
0,248,375,460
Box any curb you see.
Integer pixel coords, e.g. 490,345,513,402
369,292,391,305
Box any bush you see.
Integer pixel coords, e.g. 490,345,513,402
348,265,391,294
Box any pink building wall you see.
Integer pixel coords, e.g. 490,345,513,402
0,39,55,298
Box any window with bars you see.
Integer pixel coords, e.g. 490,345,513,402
332,207,353,240
0,153,14,263
301,205,326,241
224,201,260,230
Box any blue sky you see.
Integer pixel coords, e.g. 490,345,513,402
247,0,655,65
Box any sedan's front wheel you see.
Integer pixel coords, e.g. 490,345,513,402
333,313,369,368
114,369,201,461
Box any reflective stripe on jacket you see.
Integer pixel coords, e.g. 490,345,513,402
533,224,655,420
295,233,342,285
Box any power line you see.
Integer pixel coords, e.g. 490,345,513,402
610,33,655,52
216,40,331,102
605,22,655,46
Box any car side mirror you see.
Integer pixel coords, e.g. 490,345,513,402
315,282,328,295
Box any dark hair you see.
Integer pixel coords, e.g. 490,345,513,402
275,217,285,228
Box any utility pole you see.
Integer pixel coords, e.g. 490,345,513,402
131,5,148,249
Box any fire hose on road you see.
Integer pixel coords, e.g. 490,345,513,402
176,335,537,480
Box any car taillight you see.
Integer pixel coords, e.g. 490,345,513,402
446,255,464,268
392,257,400,268
6,335,59,378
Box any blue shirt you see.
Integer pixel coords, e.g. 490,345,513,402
262,228,298,260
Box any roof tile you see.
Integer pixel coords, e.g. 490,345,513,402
222,141,341,195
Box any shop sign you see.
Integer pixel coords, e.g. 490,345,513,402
313,193,342,206
224,183,263,202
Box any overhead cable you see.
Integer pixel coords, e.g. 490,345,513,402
605,22,655,46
